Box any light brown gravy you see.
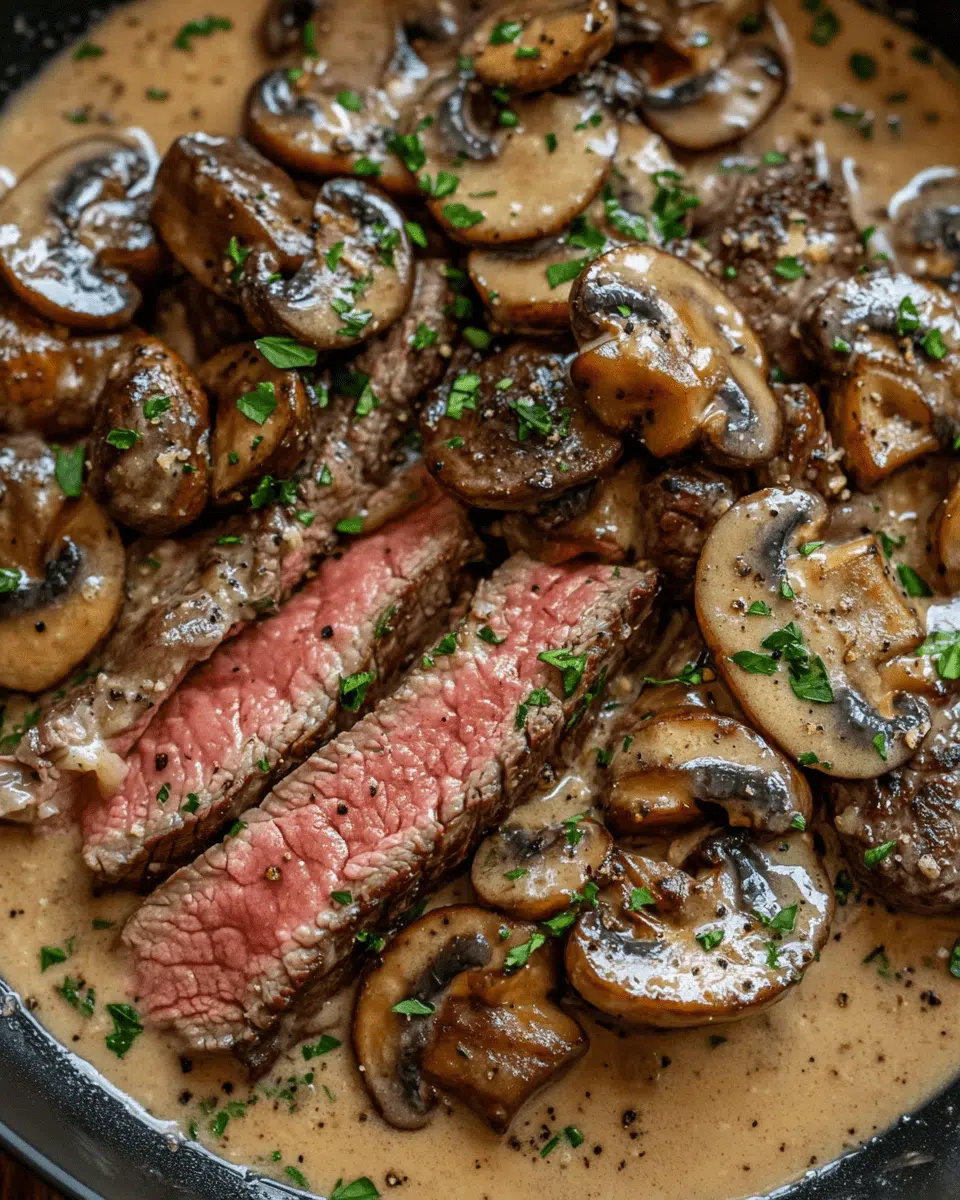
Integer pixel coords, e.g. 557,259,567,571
0,2,959,1198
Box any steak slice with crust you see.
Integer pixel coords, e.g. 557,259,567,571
82,486,481,885
123,555,659,1063
3,261,455,823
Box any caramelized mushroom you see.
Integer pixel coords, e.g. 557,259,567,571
754,383,846,500
566,830,833,1027
0,136,159,329
240,177,413,349
353,905,587,1132
410,79,617,244
696,487,930,777
606,708,812,835
465,0,617,94
472,817,613,919
200,341,311,504
421,339,622,509
87,335,210,535
0,434,124,692
570,244,781,464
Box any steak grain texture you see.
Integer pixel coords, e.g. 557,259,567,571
124,556,659,1059
82,488,480,883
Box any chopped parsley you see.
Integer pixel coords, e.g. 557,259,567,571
443,203,484,230
255,337,318,369
504,931,546,973
897,563,932,597
104,1003,143,1058
40,945,68,972
515,687,552,730
391,998,435,1016
537,648,588,697
236,380,277,425
340,671,375,712
411,322,438,350
490,19,523,44
173,15,231,51
374,606,398,640
696,928,725,952
864,840,897,869
478,625,505,645
58,977,95,1018
628,887,655,911
303,1034,341,1059
747,600,772,616
143,395,171,420
106,428,140,450
914,629,960,680
774,256,806,280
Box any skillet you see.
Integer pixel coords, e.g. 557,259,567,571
0,1,958,1196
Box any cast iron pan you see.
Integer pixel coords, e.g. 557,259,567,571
0,3,958,1197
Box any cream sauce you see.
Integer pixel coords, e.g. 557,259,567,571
0,2,958,1198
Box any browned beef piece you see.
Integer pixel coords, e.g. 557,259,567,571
151,278,252,370
831,696,960,914
638,464,738,584
754,383,847,499
5,262,456,821
123,555,659,1064
701,150,863,379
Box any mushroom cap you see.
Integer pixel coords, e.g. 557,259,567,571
87,335,211,535
0,136,159,330
353,904,586,1132
606,708,812,835
888,166,960,282
570,243,782,464
565,830,834,1028
696,487,931,778
471,817,613,919
0,434,124,692
465,0,617,95
411,79,618,244
200,341,311,505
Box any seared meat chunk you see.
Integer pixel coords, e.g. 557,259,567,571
755,383,846,499
638,464,738,584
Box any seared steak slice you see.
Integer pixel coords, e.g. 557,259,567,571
123,555,659,1060
638,465,738,586
82,487,480,884
3,261,455,822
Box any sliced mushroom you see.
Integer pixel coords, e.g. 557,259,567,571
261,0,321,55
422,339,622,509
472,817,613,919
754,383,847,500
936,477,960,594
888,167,960,283
411,79,618,244
465,0,616,94
0,434,124,692
696,487,931,778
0,290,135,436
495,459,646,563
800,271,960,488
570,244,782,465
200,342,311,504
565,830,833,1027
248,0,433,196
87,335,210,535
468,122,679,332
353,905,587,1132
151,133,313,303
606,708,812,835
0,136,159,330
240,177,413,349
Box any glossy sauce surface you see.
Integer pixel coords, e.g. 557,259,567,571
0,2,959,1198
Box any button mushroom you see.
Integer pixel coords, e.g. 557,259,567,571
86,335,210,535
888,166,960,283
565,829,833,1027
800,271,960,489
199,341,311,505
569,244,782,465
0,434,124,693
421,339,623,510
696,487,931,778
471,817,613,919
409,78,618,244
0,135,159,330
464,0,617,94
605,708,812,835
353,905,587,1132
240,177,414,349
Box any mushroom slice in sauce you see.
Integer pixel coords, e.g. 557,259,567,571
471,818,613,919
200,341,311,505
696,487,930,779
421,339,622,510
87,335,211,536
240,177,413,349
888,166,960,283
566,830,833,1027
410,79,618,244
468,122,678,332
150,133,313,303
569,244,781,465
936,476,960,594
606,708,812,835
465,0,617,94
754,383,846,501
260,0,320,55
0,136,159,330
800,271,960,489
353,905,587,1132
0,434,124,692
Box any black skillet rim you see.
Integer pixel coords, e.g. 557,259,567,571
0,2,958,1197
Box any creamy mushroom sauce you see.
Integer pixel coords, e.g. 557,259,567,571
0,2,958,1198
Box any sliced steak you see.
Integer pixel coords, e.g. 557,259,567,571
3,261,455,823
82,487,480,884
123,555,659,1061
